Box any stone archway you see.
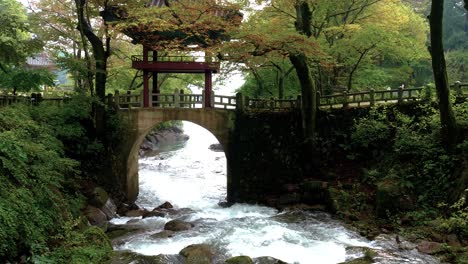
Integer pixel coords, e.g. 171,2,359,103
120,108,234,203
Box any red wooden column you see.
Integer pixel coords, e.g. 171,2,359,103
152,50,159,106
143,46,150,107
204,70,212,108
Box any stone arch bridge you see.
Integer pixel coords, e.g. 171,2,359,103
111,87,429,204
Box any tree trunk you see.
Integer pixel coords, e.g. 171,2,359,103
291,1,316,142
75,0,108,101
75,0,110,140
429,0,459,150
290,54,316,142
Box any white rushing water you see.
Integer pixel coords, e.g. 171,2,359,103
111,121,439,264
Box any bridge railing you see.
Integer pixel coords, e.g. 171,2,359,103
4,83,457,110
245,97,300,110
0,93,69,107
318,87,423,109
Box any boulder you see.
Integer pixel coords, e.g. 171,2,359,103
150,230,175,239
125,209,147,217
209,143,224,152
156,201,174,209
278,192,301,205
446,234,461,248
111,251,184,264
416,241,443,254
225,256,254,264
100,198,117,220
164,219,194,231
84,206,108,231
116,203,138,216
252,256,288,264
88,187,109,208
179,244,214,264
376,179,415,217
143,210,166,219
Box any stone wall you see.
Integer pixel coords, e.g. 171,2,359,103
227,110,304,203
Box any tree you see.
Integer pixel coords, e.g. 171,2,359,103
428,0,459,149
0,68,54,95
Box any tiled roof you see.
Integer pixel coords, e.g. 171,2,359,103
26,53,54,67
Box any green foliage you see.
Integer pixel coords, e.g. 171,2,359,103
0,99,112,262
0,67,55,93
0,104,79,260
437,190,468,238
33,224,112,264
347,107,393,157
345,104,463,203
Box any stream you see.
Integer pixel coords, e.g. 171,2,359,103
111,121,440,264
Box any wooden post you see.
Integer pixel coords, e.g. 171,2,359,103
211,90,215,108
174,89,180,108
114,90,120,108
398,87,403,104
107,93,113,106
316,91,321,109
454,81,462,97
370,89,375,107
204,70,212,108
342,91,349,109
126,90,132,109
143,46,149,62
180,89,184,108
143,70,150,107
296,95,302,108
236,92,245,111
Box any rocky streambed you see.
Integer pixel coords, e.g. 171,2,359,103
103,122,441,264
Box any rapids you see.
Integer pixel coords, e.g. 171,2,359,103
111,121,439,264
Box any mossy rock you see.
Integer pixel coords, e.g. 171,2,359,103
109,251,183,264
179,244,214,264
252,256,288,264
89,187,109,208
106,226,142,240
341,247,377,264
338,257,373,264
376,179,414,217
225,255,254,264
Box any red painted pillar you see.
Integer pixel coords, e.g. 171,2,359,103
205,70,212,108
152,50,159,94
143,46,149,62
143,70,150,107
142,47,150,107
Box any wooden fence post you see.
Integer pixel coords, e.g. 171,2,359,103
107,93,113,107
454,81,462,97
115,90,120,108
211,91,215,108
342,91,349,109
370,89,375,107
316,91,321,109
174,89,180,108
180,89,184,107
236,92,245,111
398,87,403,104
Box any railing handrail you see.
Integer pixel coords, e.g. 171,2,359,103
131,55,219,63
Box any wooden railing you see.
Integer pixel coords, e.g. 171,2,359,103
318,87,423,109
131,55,218,63
1,82,466,110
0,93,69,107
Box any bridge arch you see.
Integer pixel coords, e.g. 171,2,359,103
121,108,234,202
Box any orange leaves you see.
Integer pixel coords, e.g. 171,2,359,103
113,0,243,51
